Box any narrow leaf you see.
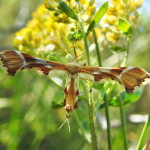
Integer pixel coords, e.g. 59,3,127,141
110,45,126,53
43,0,56,11
59,1,78,21
86,1,108,36
118,17,132,38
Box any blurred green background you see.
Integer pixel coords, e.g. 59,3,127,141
0,0,150,150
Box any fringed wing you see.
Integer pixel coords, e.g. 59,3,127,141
80,66,150,93
0,50,67,76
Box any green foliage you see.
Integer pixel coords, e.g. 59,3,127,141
118,17,132,38
110,45,127,53
100,90,143,108
59,1,78,21
86,1,108,36
68,30,82,41
46,55,62,62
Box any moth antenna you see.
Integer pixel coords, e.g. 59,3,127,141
67,118,70,132
77,39,94,59
77,50,86,59
58,118,68,131
58,29,74,58
58,118,71,132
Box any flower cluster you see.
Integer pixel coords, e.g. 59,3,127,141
13,0,97,60
13,0,143,59
44,0,96,23
13,5,68,59
100,0,143,44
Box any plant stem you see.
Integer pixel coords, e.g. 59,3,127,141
104,94,112,150
93,30,102,67
136,112,150,150
119,94,128,150
120,35,131,149
93,29,112,149
122,34,130,67
88,82,98,150
79,20,90,66
79,19,98,150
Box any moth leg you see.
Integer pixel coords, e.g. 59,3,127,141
76,74,79,97
64,72,69,93
63,73,69,106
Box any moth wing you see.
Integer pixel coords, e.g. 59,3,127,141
0,50,67,76
80,66,150,93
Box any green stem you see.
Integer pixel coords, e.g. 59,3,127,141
122,37,130,67
120,35,131,149
123,0,129,20
79,18,98,149
88,82,98,150
136,112,150,150
79,20,90,66
93,30,102,67
119,94,128,150
93,29,112,149
104,94,112,150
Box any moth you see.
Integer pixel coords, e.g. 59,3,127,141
0,49,150,130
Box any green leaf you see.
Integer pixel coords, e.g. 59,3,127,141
118,17,132,38
108,90,143,107
46,55,61,62
43,0,56,11
93,83,104,90
86,1,108,36
51,101,63,108
68,30,82,41
110,45,126,53
59,1,78,21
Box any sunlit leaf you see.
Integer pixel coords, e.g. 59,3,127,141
86,1,108,36
118,17,132,38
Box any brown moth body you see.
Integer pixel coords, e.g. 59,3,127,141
63,77,78,117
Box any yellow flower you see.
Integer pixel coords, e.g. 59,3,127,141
100,0,143,43
13,0,143,59
106,32,119,43
13,0,98,61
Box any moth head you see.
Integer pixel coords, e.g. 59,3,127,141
64,101,78,118
65,104,73,113
65,105,74,118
